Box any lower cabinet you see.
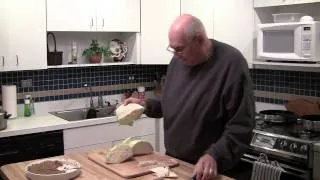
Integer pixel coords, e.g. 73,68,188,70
63,117,157,154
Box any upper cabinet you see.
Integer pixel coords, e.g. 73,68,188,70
140,0,180,64
47,0,140,32
0,0,47,72
213,0,254,68
96,0,140,32
181,0,214,39
47,0,96,32
254,0,320,7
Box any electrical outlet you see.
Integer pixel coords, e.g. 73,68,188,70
21,79,32,87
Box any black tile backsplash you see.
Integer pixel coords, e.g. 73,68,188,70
1,66,319,105
251,69,320,104
0,65,167,104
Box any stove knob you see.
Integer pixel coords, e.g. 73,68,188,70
300,145,308,154
290,143,298,152
280,141,288,149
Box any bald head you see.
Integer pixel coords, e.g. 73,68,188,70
169,14,207,43
168,14,212,66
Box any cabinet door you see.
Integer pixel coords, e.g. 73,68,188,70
294,0,320,4
8,0,47,71
97,0,140,32
181,0,214,39
47,0,96,31
1,0,17,71
140,0,180,64
254,0,294,7
0,1,9,71
1,0,46,71
213,0,254,68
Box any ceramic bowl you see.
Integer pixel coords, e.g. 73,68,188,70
25,158,81,180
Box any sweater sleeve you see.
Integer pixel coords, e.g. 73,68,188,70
205,69,255,173
144,98,163,118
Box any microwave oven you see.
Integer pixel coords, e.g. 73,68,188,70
257,21,320,62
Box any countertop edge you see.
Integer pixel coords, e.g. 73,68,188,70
0,115,149,138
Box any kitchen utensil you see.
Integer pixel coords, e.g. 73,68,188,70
259,110,297,124
47,32,63,65
285,99,320,117
0,111,11,131
24,158,81,180
299,115,320,132
88,152,179,178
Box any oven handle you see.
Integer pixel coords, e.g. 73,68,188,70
241,153,308,176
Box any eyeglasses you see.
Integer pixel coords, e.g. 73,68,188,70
166,37,197,54
166,46,186,54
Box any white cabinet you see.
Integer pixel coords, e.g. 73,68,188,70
47,0,96,32
97,0,140,32
213,0,254,68
47,0,140,32
140,0,180,64
0,2,9,71
0,0,47,72
157,118,166,154
181,0,214,39
254,0,320,7
63,118,156,153
254,0,294,7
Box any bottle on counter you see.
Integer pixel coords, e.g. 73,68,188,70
137,86,145,100
24,95,31,117
24,95,34,117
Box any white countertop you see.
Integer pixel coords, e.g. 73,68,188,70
0,114,119,138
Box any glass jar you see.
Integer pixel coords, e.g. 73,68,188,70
137,86,145,100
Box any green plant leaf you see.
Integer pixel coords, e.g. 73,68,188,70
82,40,111,58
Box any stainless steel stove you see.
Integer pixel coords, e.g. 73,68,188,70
238,118,320,180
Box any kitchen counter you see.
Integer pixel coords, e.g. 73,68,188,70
0,147,234,180
0,114,142,138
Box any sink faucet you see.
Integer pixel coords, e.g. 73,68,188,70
84,84,94,108
98,95,104,108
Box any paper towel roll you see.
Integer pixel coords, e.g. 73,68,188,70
2,85,17,118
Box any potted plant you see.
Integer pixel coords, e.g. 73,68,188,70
82,40,110,63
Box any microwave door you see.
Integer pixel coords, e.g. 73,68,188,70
257,23,308,61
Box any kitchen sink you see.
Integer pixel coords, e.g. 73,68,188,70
49,106,116,121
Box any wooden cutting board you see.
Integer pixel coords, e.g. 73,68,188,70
88,151,179,178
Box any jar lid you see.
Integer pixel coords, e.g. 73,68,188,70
137,86,145,92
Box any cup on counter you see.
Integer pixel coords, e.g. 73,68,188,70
137,86,145,100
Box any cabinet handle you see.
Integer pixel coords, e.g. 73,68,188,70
16,55,19,66
91,18,94,27
1,56,4,67
102,18,104,27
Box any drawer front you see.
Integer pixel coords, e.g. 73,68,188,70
63,118,156,149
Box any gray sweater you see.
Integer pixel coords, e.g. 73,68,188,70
145,40,255,173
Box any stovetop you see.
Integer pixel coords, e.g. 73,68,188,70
254,119,320,142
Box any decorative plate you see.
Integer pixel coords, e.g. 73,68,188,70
25,158,81,180
109,39,128,62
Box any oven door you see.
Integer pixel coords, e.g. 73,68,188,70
236,153,310,180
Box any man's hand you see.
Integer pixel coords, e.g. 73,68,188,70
123,97,145,106
192,154,217,180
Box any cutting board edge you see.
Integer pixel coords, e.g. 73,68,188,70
87,152,180,178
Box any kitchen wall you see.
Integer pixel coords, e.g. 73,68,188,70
0,65,167,104
1,66,319,105
251,69,320,104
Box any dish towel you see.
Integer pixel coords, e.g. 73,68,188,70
251,153,284,180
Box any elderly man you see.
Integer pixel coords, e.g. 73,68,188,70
124,14,255,180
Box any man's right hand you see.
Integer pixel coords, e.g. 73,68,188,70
123,97,145,107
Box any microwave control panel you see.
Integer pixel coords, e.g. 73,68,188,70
301,25,312,57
